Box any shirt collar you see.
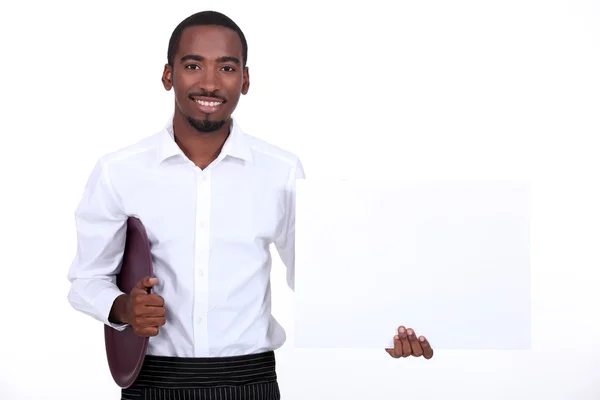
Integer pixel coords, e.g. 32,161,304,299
156,117,254,164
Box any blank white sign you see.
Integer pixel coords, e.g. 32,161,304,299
294,179,531,350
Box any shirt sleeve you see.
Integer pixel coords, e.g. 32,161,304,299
275,157,305,291
67,158,129,331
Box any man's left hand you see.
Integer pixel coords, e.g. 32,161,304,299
385,325,434,359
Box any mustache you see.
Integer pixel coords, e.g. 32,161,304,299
188,91,227,102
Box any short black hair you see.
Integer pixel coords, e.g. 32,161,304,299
167,10,248,67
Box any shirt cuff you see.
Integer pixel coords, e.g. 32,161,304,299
95,286,129,331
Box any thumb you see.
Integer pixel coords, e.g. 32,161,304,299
135,276,158,291
385,348,399,358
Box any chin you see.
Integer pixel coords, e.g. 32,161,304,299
192,110,227,122
187,115,228,133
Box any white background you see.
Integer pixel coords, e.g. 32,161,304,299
0,0,599,399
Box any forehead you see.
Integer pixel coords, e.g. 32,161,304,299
177,25,243,58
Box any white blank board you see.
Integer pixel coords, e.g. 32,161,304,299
294,179,531,350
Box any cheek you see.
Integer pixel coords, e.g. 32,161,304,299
174,90,189,109
173,73,192,92
174,82,192,105
224,79,245,98
224,94,241,108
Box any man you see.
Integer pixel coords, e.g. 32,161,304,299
67,10,433,400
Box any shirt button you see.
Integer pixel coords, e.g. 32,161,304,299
198,270,204,277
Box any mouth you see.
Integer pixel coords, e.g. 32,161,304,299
191,97,225,114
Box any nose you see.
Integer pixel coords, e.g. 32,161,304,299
199,67,220,93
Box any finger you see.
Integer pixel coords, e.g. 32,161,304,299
130,286,149,296
398,326,412,357
134,326,160,337
134,294,165,308
135,276,159,291
393,331,403,357
144,294,165,307
407,328,423,357
419,336,434,359
134,304,167,318
391,335,403,358
136,316,167,328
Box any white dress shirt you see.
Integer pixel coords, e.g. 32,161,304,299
67,118,305,358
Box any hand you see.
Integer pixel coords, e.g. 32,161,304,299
385,325,434,359
124,276,166,337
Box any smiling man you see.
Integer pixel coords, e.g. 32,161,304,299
67,10,433,400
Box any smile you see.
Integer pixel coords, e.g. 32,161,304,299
193,98,224,114
196,100,222,107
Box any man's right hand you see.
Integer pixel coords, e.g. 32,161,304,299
109,276,166,337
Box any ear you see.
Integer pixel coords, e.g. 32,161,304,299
162,64,173,91
241,66,250,95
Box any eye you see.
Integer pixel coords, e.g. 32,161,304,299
220,65,236,72
185,64,200,70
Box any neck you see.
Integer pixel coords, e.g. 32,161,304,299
172,112,232,169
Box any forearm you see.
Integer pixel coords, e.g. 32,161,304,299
68,277,128,330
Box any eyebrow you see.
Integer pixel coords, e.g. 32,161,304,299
180,55,241,65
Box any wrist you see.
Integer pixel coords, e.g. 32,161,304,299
108,294,130,324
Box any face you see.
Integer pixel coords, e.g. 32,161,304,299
162,25,249,133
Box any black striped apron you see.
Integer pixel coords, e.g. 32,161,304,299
121,351,280,400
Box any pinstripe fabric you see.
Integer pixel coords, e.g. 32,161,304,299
121,351,280,400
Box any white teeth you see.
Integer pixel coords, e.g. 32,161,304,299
196,100,222,107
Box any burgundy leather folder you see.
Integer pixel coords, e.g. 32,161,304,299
104,216,153,388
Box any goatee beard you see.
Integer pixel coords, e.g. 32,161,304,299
186,116,227,133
